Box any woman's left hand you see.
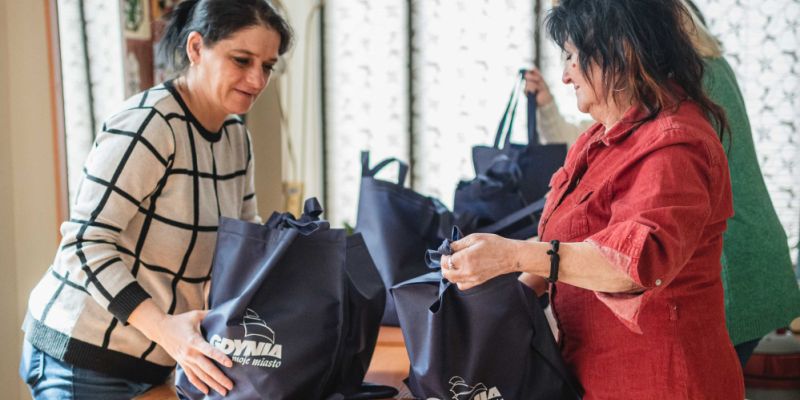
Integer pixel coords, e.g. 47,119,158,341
441,233,522,290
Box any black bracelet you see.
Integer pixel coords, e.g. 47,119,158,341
546,240,560,283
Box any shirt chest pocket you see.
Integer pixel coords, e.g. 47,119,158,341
544,183,596,241
541,167,569,223
539,167,569,235
567,187,594,239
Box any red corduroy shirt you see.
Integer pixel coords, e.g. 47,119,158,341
539,101,744,399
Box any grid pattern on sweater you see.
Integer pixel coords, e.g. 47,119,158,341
23,82,260,384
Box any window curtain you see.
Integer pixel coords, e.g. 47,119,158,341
323,0,535,227
324,0,799,263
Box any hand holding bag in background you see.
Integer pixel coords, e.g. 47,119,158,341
456,69,567,239
472,69,568,202
175,198,396,399
355,151,453,326
391,227,583,400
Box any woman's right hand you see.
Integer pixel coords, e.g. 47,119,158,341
129,300,234,396
525,68,554,106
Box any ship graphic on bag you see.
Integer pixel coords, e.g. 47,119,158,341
425,376,503,400
241,308,275,341
209,308,283,368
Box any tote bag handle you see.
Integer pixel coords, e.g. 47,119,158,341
361,151,409,186
492,69,540,150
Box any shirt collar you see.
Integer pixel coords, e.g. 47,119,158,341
592,105,649,146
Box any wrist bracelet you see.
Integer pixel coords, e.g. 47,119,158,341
546,240,560,283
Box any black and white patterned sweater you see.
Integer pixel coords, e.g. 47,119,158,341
23,81,260,384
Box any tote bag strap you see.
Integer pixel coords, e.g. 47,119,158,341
422,227,464,305
475,197,546,235
492,71,526,149
492,70,540,150
527,91,539,146
424,226,462,272
360,151,409,186
265,197,329,234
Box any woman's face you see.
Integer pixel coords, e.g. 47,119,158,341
190,25,281,115
561,41,604,116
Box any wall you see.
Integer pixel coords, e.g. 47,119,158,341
248,79,284,216
1,1,59,399
247,0,325,217
0,0,20,397
281,0,325,212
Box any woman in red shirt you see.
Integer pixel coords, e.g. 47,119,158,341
441,0,744,398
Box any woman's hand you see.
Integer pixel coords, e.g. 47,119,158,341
129,300,233,396
441,233,524,290
525,68,554,106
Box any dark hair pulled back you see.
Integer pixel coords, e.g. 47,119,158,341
157,0,293,72
545,0,728,139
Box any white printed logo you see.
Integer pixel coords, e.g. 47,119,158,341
241,308,275,341
449,376,503,400
209,308,283,368
426,376,504,400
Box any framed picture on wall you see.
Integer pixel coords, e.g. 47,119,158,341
121,0,152,96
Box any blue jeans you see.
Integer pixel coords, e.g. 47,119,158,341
19,340,156,399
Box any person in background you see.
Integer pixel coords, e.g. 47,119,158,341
525,0,800,369
441,0,744,397
18,1,293,398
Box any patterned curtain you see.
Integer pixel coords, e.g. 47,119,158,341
323,0,410,227
57,0,125,208
410,0,536,203
323,0,534,227
697,0,800,263
58,0,178,211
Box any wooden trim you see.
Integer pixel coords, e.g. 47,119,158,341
44,0,68,242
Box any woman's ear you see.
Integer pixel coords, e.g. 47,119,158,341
185,31,203,67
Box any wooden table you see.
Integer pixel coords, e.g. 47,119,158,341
135,327,412,399
363,327,413,398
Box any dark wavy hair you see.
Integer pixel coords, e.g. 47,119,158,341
157,0,294,72
545,0,728,139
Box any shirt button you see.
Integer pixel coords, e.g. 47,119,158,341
655,279,662,286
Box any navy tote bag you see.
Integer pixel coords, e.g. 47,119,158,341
176,199,395,399
333,234,396,399
355,151,452,326
472,69,568,203
391,228,583,400
455,70,566,240
453,153,547,239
